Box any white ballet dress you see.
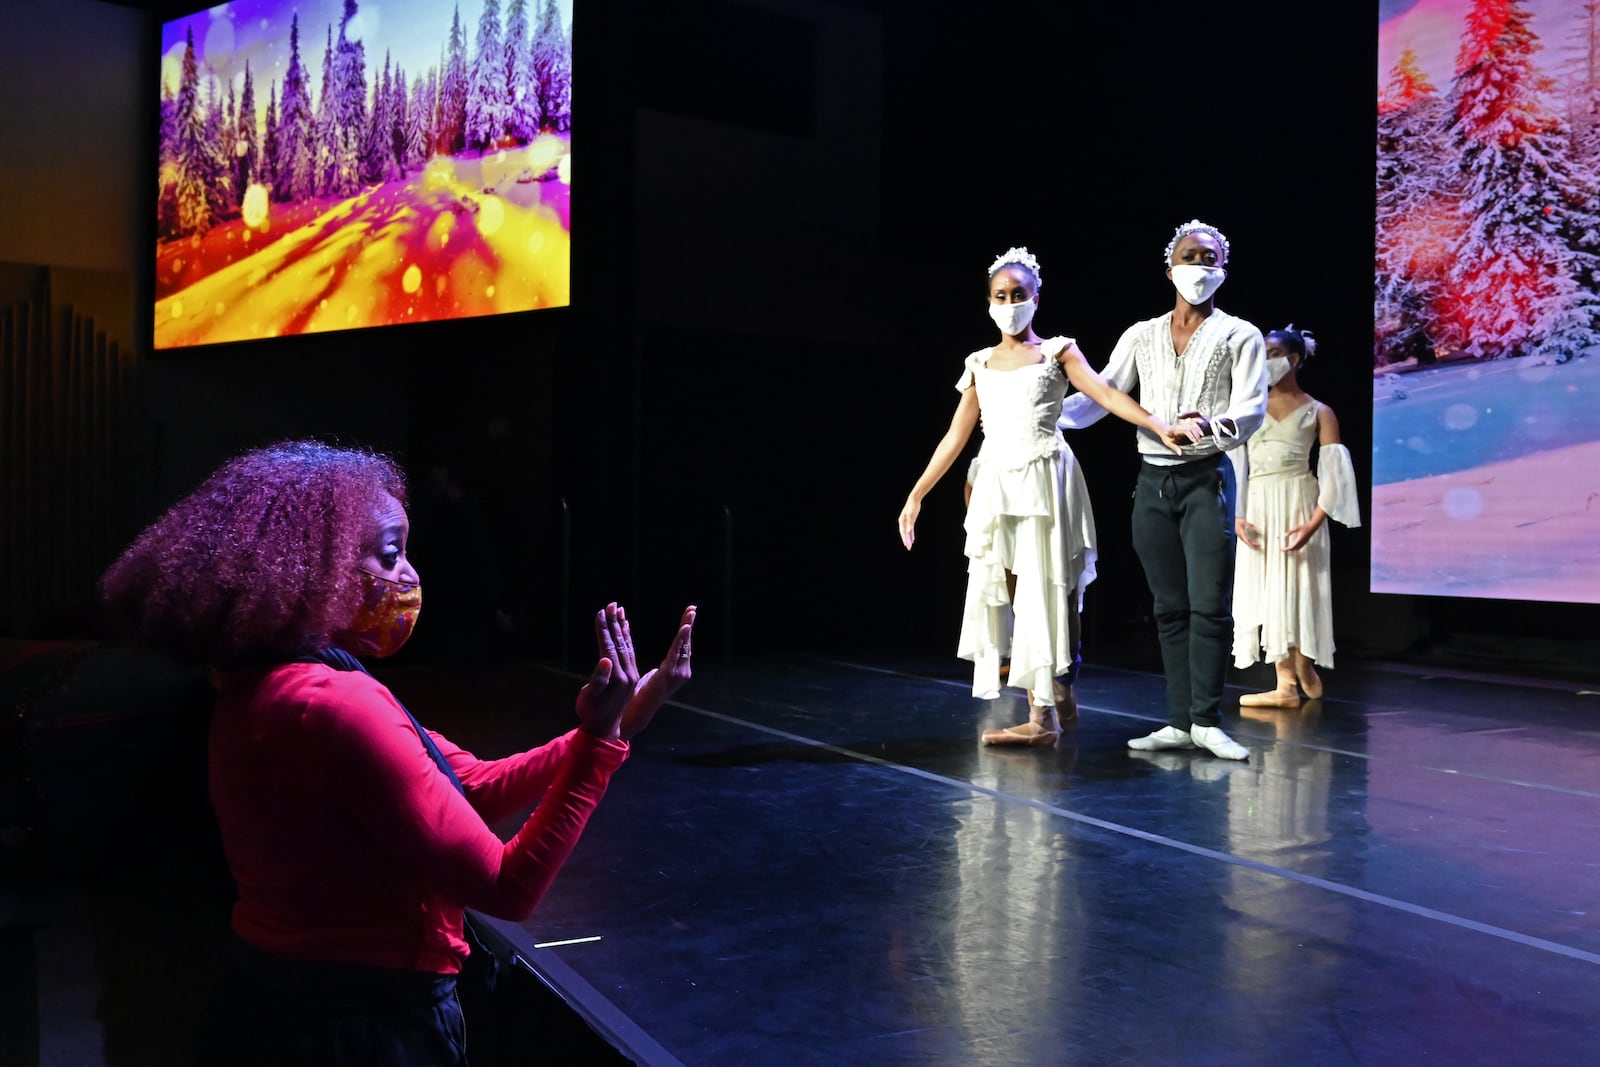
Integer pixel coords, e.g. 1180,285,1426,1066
955,337,1098,702
1231,400,1361,669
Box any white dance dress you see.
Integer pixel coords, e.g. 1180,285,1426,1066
1231,400,1361,669
956,337,1098,702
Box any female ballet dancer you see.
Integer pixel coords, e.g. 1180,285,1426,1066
899,247,1193,745
1232,325,1361,705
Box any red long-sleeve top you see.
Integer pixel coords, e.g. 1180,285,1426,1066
209,662,628,973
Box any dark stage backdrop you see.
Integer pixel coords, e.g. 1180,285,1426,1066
2,0,1593,674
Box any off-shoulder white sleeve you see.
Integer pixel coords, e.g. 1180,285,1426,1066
1039,336,1077,359
1228,445,1249,519
1315,444,1362,528
954,350,986,392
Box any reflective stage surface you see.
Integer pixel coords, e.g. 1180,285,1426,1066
396,657,1600,1066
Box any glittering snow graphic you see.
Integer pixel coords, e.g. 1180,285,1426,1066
155,139,570,346
156,0,574,347
1370,353,1600,602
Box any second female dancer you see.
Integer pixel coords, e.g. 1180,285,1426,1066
898,247,1194,746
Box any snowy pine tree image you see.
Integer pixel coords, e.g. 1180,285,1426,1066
362,53,395,183
1377,47,1454,365
1374,0,1600,604
1557,1,1600,162
1376,0,1600,365
533,0,570,132
315,25,338,196
439,10,470,156
1444,0,1593,360
406,70,433,168
237,64,260,206
154,0,572,350
165,26,227,238
505,0,541,142
276,16,315,202
329,2,369,197
467,0,509,149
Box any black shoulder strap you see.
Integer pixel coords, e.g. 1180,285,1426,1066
300,647,501,987
301,648,466,797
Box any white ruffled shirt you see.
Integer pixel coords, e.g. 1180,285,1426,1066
1059,309,1268,465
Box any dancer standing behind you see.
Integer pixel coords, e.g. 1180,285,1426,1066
1058,220,1267,760
898,247,1193,747
1232,325,1361,705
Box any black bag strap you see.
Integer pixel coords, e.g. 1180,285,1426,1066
303,646,466,795
300,647,500,990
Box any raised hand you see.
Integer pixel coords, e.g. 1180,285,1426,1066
574,603,639,741
619,605,697,741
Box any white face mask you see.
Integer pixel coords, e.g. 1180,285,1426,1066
989,299,1037,336
1266,356,1292,386
1170,264,1227,305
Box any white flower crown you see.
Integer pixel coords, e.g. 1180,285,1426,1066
987,246,1043,289
1162,220,1231,265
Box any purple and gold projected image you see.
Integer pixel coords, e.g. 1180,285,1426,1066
1375,0,1600,603
156,0,572,349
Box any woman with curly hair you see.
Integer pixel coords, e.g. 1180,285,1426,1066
101,440,695,1065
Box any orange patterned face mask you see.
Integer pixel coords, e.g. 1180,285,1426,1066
339,571,422,658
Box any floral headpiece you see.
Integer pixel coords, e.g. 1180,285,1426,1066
1289,323,1318,360
987,246,1042,289
1162,220,1231,265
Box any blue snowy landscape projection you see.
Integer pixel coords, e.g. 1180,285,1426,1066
1375,0,1600,603
155,0,572,349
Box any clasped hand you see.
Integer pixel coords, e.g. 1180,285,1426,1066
1236,518,1317,551
575,602,697,742
1162,412,1208,453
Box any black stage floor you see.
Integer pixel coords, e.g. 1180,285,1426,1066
382,655,1600,1067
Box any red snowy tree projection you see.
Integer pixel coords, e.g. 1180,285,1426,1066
1373,0,1600,604
1379,46,1436,113
1376,0,1600,365
155,0,573,350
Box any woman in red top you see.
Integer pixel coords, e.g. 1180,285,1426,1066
100,440,694,1065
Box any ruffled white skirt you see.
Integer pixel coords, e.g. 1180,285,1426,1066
957,444,1097,702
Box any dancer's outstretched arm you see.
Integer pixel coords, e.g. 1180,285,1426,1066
898,388,979,549
1054,341,1194,454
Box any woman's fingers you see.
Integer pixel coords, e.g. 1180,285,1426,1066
668,606,696,668
609,603,638,679
593,606,615,658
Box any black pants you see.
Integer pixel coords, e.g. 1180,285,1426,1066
1131,455,1237,731
195,940,467,1066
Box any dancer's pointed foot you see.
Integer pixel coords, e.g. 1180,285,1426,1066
986,703,1061,747
1295,660,1323,699
1052,681,1079,730
1239,688,1301,708
982,720,1060,747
